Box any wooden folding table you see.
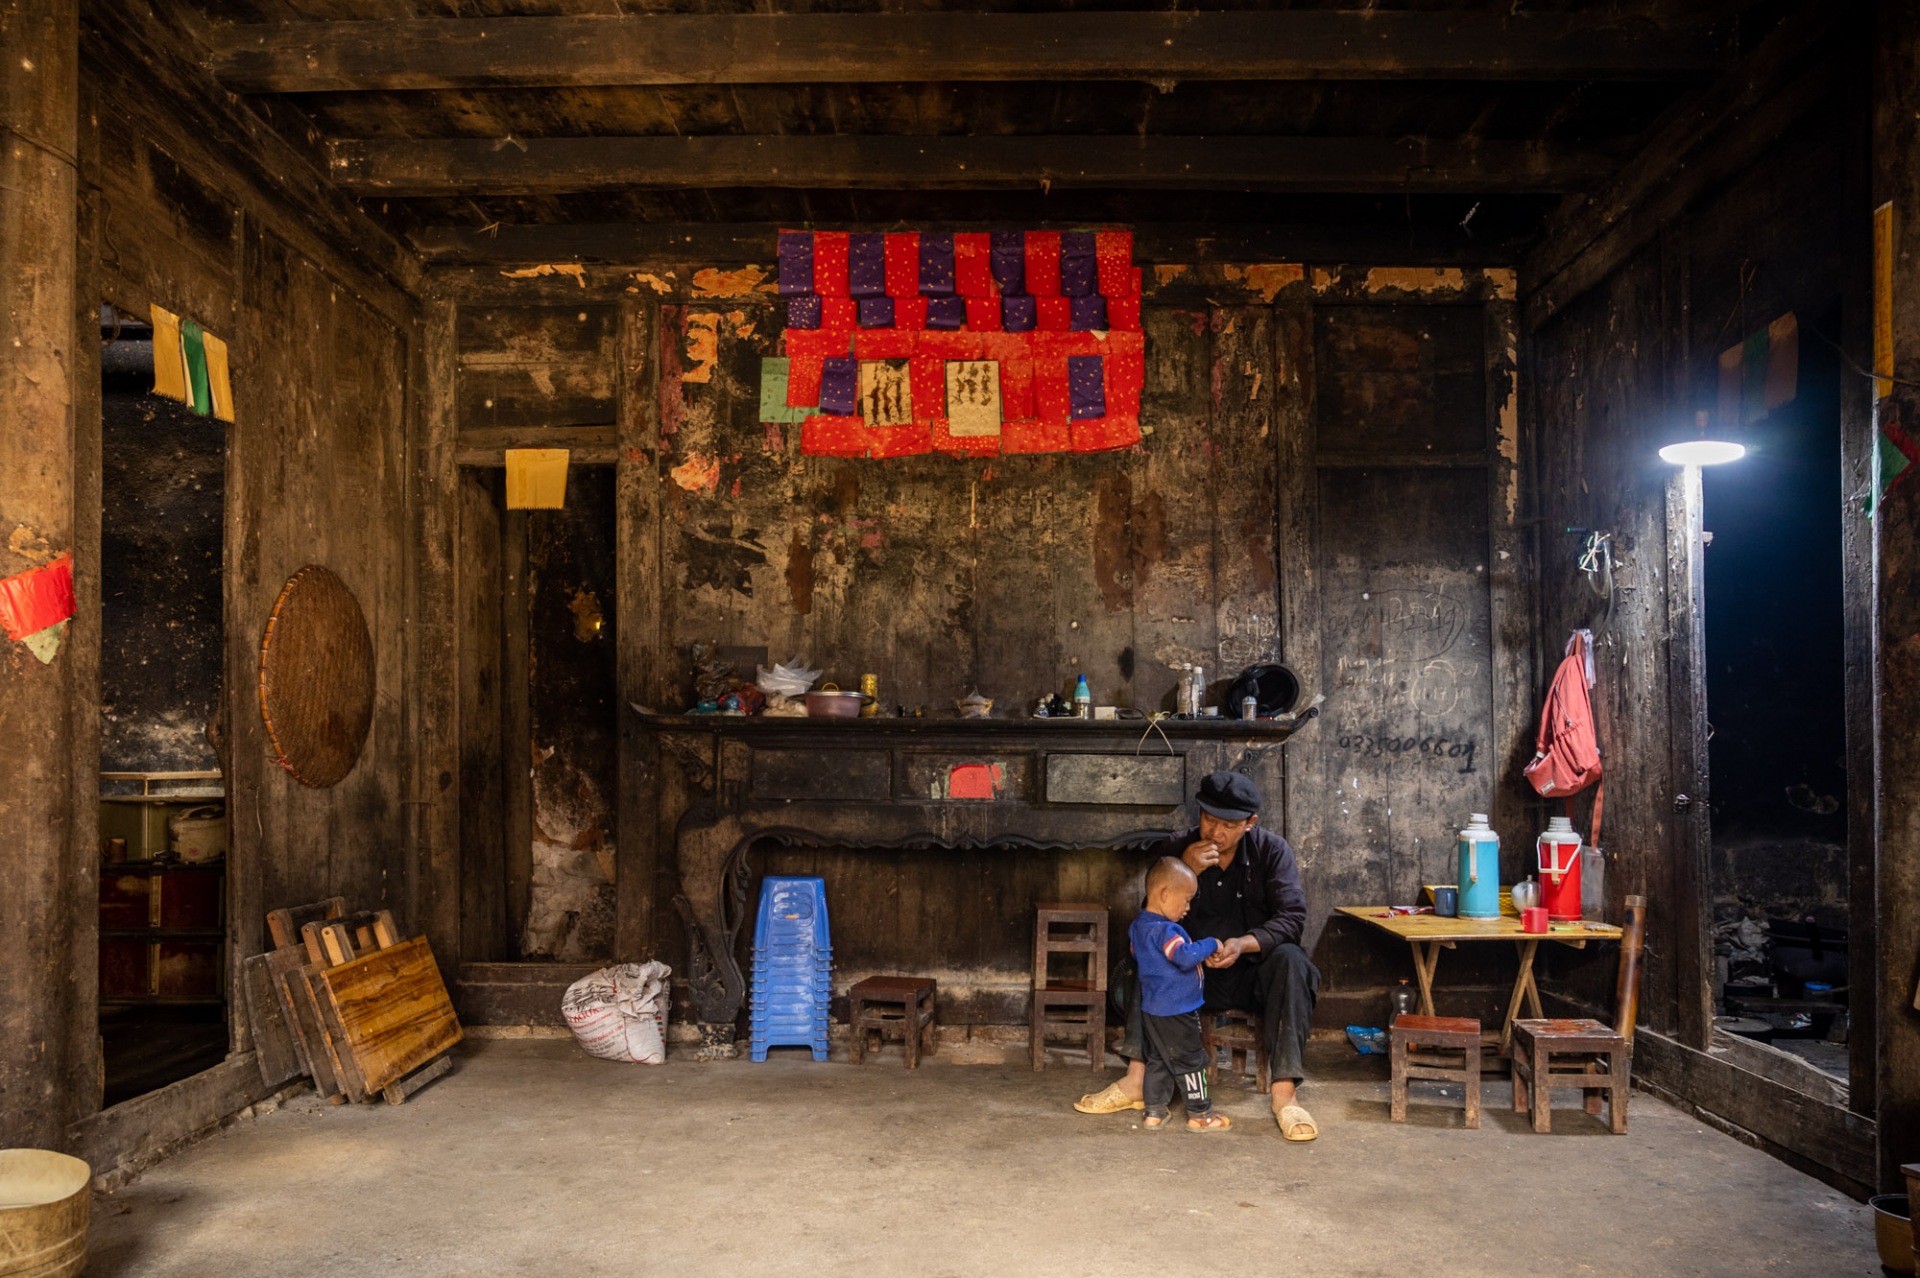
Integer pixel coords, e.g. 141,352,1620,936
1335,906,1623,1054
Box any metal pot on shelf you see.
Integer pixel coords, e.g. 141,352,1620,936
804,684,873,718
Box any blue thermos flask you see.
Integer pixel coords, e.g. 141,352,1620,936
1457,813,1502,920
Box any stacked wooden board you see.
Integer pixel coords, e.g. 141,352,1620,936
242,897,462,1105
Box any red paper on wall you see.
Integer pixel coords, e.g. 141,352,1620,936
0,554,75,641
1024,231,1062,297
870,421,933,458
820,296,857,331
1033,356,1071,425
965,297,1003,331
1036,297,1072,332
1001,418,1071,454
885,233,920,299
814,232,851,297
1096,231,1134,297
909,356,945,423
954,233,994,298
855,329,918,361
1071,414,1142,452
803,416,872,457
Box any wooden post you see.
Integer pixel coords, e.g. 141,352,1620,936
1662,462,1713,1051
0,0,80,1147
1873,0,1920,1195
1612,894,1647,1043
614,296,660,961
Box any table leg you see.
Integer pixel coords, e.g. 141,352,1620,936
1499,940,1541,1055
1409,941,1440,1016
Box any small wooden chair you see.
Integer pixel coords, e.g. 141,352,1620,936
1510,1017,1629,1134
1390,1014,1482,1129
1200,1009,1271,1093
848,976,937,1068
1030,903,1108,1070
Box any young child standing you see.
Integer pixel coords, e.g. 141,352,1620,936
1128,857,1232,1131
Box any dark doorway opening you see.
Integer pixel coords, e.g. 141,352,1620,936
1703,307,1848,1082
96,303,230,1106
456,465,618,964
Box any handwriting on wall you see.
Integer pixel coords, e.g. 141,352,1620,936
1334,727,1479,774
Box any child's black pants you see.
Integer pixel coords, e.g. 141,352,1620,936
1142,1010,1211,1117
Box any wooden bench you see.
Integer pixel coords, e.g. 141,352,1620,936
1510,1017,1629,1134
1391,1013,1482,1129
848,975,937,1068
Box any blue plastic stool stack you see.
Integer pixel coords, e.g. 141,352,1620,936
749,877,832,1061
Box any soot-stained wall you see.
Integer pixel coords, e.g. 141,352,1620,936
440,262,1533,1027
99,349,224,774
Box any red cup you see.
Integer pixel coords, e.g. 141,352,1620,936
1521,906,1549,934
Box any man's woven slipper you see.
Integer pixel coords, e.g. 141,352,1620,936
1276,1104,1318,1141
1074,1082,1145,1115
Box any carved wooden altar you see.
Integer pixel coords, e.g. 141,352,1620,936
633,713,1309,1056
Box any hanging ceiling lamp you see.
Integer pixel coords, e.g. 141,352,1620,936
1659,410,1746,466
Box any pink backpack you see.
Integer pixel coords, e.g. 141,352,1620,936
1525,631,1602,801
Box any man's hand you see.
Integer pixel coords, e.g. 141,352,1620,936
1183,839,1222,872
1205,936,1257,968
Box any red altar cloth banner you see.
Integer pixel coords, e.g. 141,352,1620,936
772,228,1142,458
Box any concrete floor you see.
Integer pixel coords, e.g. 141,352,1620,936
87,1038,1874,1277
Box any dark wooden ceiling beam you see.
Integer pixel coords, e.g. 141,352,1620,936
407,221,1530,268
1523,0,1848,326
326,135,1614,196
212,11,1727,94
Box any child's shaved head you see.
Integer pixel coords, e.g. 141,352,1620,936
1146,856,1196,898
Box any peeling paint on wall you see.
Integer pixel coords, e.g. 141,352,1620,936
7,525,54,565
1238,263,1306,303
670,451,722,494
1154,264,1189,285
682,311,720,383
500,263,587,287
691,265,774,298
632,272,675,294
1360,267,1467,294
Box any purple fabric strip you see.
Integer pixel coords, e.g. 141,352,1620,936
1069,295,1107,331
926,296,967,330
778,231,814,297
1068,355,1106,419
858,297,896,328
1060,232,1096,297
849,233,887,298
919,231,955,296
820,357,859,416
786,295,822,330
990,230,1027,297
1001,295,1038,332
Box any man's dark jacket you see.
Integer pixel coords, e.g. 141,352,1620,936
1149,825,1307,952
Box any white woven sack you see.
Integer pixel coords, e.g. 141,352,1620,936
561,961,672,1064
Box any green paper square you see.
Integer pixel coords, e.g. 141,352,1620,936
181,320,212,417
759,358,812,424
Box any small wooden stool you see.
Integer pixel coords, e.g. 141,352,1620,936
848,976,937,1068
1031,986,1105,1071
1510,1017,1629,1134
1390,1013,1482,1129
1031,903,1109,1071
1200,1009,1271,1093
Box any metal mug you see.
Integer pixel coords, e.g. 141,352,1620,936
1432,886,1459,918
1521,906,1549,934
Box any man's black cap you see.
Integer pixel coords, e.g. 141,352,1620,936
1196,771,1262,820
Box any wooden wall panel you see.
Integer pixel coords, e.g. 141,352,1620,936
439,271,1532,1023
